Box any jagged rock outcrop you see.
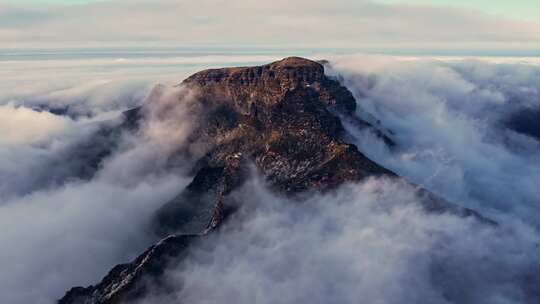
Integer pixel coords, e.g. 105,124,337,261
181,56,357,115
60,235,196,304
59,57,489,304
154,57,397,235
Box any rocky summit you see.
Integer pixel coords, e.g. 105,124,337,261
59,57,488,304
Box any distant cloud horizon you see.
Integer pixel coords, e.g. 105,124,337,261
2,0,540,50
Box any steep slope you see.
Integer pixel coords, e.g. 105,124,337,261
59,57,488,304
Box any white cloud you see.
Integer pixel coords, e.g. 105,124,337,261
326,55,540,225
0,104,71,145
144,177,540,304
0,174,185,304
2,53,540,303
0,53,281,116
0,73,199,303
2,0,540,49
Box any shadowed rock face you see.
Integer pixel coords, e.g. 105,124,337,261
59,235,195,304
505,107,540,141
59,57,489,304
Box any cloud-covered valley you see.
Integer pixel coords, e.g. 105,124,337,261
2,53,540,304
0,54,247,303
327,56,540,225
141,177,540,304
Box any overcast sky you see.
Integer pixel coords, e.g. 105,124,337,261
1,0,540,50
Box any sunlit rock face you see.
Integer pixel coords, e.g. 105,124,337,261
59,57,488,304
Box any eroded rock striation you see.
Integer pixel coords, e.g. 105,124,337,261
59,57,488,304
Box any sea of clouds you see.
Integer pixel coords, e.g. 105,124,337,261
327,55,540,225
1,53,540,304
0,52,277,304
142,177,540,304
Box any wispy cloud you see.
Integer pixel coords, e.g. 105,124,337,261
2,0,540,49
327,55,540,225
0,74,197,304
2,53,540,303
143,176,540,304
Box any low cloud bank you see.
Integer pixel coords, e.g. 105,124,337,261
0,103,107,200
135,56,540,304
0,53,278,118
327,55,540,225
0,79,200,303
2,55,540,303
3,0,540,49
143,177,540,304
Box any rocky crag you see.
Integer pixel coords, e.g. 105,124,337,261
59,57,488,304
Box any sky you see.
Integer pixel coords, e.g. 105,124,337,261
1,0,540,51
378,0,540,20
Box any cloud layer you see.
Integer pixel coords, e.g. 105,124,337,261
2,0,540,49
143,177,540,304
327,55,540,226
135,55,540,304
2,53,540,303
0,56,204,303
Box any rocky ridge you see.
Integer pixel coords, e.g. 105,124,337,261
59,57,488,304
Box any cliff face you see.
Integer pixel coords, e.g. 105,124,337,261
154,57,396,236
182,56,357,115
59,57,487,304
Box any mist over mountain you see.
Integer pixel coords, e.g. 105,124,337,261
1,53,540,304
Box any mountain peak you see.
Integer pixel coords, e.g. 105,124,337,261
184,56,323,83
181,56,356,115
269,56,323,68
59,57,490,304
